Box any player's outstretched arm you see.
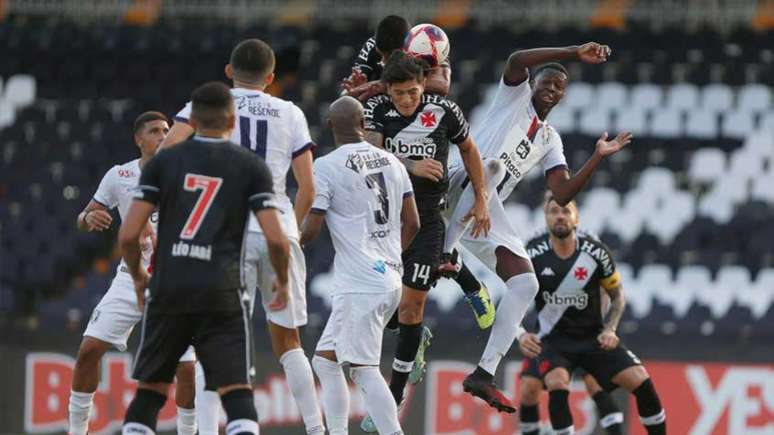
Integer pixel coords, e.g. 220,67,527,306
503,42,611,84
400,194,420,250
547,131,632,206
291,151,316,230
77,200,113,232
159,121,194,150
118,200,155,310
457,136,491,238
599,284,626,350
299,212,325,247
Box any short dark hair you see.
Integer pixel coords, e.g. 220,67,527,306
375,15,410,54
133,111,168,134
230,39,275,82
544,190,577,209
534,62,569,80
382,50,426,85
190,82,234,130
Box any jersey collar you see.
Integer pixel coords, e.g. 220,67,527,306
193,135,227,143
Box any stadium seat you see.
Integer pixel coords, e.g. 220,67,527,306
638,264,674,312
751,173,774,203
701,83,734,113
649,107,683,137
665,83,699,111
761,110,774,134
707,265,752,318
579,107,612,135
546,104,576,132
671,265,712,317
736,83,771,113
614,106,648,136
619,263,654,318
637,166,676,193
563,82,594,110
739,268,774,319
685,109,719,138
629,83,663,111
3,74,36,109
721,110,756,139
0,99,17,129
595,82,628,111
689,148,726,184
728,148,765,179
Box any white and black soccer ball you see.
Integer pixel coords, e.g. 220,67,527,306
404,23,450,68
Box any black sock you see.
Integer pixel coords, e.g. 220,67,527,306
548,389,573,433
221,388,259,434
472,365,494,382
592,391,623,435
386,310,399,331
633,379,666,435
455,263,480,295
389,322,423,404
123,388,167,432
519,404,540,435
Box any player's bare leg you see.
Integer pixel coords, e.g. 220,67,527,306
174,362,197,435
463,248,536,413
519,375,544,435
612,366,666,435
584,374,624,435
68,336,112,435
268,322,325,434
544,367,574,434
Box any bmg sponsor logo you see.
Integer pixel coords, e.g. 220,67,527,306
384,137,436,158
542,291,589,309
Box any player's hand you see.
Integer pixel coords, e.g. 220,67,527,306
268,278,289,312
595,131,632,157
464,195,491,238
519,333,542,358
132,268,150,311
597,328,619,350
342,68,367,92
408,158,444,182
357,81,387,102
577,42,611,64
85,209,113,231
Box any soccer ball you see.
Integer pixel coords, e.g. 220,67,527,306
404,23,450,68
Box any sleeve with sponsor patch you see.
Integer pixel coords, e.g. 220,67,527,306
93,166,119,208
352,36,380,81
363,95,387,133
174,101,192,124
247,154,277,211
443,98,470,145
310,158,333,213
290,104,316,158
540,128,568,174
595,240,620,290
134,156,163,205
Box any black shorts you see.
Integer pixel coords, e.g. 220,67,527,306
133,293,253,391
520,357,591,384
402,210,445,291
533,336,642,391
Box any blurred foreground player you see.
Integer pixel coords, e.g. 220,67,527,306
162,39,323,434
302,96,420,435
119,82,290,435
68,112,197,435
517,195,666,435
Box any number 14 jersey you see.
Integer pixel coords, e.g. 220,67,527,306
175,88,315,239
311,142,414,295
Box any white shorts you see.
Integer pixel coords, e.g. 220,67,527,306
445,165,529,273
316,290,400,366
244,232,307,328
83,272,196,362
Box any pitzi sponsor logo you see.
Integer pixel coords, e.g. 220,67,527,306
384,137,436,158
542,291,588,309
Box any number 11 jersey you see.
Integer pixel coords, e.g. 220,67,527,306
311,142,414,295
175,88,315,239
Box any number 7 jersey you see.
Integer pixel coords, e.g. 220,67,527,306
175,88,315,238
311,142,414,295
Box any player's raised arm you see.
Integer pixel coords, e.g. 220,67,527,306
504,42,611,85
159,103,195,150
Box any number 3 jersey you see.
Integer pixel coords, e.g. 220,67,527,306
134,137,276,313
175,88,315,239
311,142,414,295
526,232,622,339
364,93,470,212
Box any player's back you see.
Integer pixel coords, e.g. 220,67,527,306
313,142,411,293
141,137,274,312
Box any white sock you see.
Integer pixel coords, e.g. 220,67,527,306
349,366,403,435
195,361,222,435
226,418,259,434
68,390,94,435
311,355,350,435
479,273,539,375
176,406,197,435
122,422,156,434
444,159,505,252
280,348,325,434
554,426,575,435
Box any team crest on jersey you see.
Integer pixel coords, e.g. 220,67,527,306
420,111,437,127
574,266,589,281
345,153,364,173
515,139,531,159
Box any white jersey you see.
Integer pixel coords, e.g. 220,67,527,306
175,87,314,239
464,76,568,200
92,158,154,275
311,142,413,295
